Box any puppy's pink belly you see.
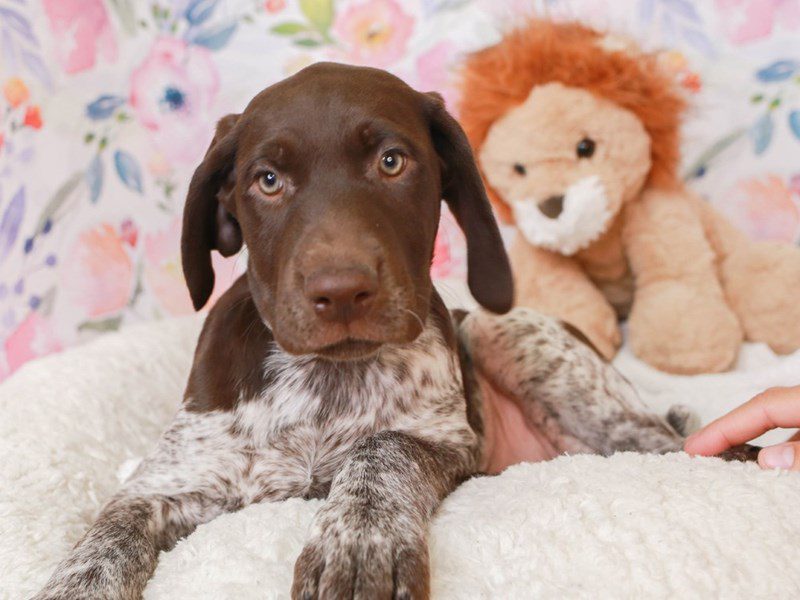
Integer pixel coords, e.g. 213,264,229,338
480,378,559,475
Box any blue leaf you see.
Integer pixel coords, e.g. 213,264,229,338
789,111,800,141
85,155,104,203
662,0,701,23
756,60,799,82
21,50,52,89
114,150,143,194
0,187,25,266
661,11,677,44
681,26,715,56
86,95,126,120
187,21,238,50
750,112,774,155
185,0,218,25
0,7,37,46
638,0,655,24
1,28,15,68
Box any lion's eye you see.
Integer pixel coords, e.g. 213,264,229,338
379,150,406,176
258,171,283,196
576,137,596,159
513,163,527,176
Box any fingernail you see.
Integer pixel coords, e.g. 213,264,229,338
760,445,795,470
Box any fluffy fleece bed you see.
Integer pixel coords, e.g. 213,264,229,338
3,305,800,598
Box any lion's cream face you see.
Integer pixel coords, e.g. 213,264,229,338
479,83,652,255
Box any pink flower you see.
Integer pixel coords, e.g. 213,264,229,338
264,0,286,13
42,0,117,74
715,0,800,45
60,223,135,318
332,0,414,67
718,175,800,243
415,42,459,111
23,105,42,129
120,219,138,247
3,77,29,108
2,312,62,380
430,208,466,280
144,217,242,315
130,38,220,165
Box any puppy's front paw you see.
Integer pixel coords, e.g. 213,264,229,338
291,505,429,600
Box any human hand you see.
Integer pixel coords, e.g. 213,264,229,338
684,386,800,470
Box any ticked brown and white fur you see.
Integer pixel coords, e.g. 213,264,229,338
35,63,722,600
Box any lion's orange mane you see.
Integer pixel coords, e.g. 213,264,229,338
459,20,686,222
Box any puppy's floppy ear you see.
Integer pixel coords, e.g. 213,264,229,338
424,92,514,314
181,113,243,311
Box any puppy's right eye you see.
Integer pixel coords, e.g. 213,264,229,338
258,171,283,196
379,150,406,177
513,163,526,176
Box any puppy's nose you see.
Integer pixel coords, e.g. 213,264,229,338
538,195,564,219
304,268,378,323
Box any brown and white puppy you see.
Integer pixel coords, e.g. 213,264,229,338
33,63,740,600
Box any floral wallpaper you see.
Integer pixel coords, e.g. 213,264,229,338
0,0,798,380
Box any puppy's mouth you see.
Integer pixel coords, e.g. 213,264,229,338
314,338,384,361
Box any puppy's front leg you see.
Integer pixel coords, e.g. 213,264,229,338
292,431,474,600
33,409,236,599
32,492,217,600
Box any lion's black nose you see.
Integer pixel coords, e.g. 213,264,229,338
538,195,564,219
304,267,378,324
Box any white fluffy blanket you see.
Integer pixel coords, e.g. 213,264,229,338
2,314,800,599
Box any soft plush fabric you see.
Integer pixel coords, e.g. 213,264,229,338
2,309,800,599
461,19,800,375
2,0,799,381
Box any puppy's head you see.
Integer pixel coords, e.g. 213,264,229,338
181,62,512,360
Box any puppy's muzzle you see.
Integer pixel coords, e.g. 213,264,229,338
304,266,378,324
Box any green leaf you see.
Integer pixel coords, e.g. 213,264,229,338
271,21,311,35
751,93,764,104
34,171,84,236
683,128,747,180
37,287,56,317
78,316,123,333
299,0,333,33
128,262,144,308
294,38,322,47
108,0,138,35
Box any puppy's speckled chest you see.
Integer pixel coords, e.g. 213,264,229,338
141,324,470,507
236,330,466,501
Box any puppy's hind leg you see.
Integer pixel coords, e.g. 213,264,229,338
458,308,684,459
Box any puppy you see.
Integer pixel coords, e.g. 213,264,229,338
34,63,732,600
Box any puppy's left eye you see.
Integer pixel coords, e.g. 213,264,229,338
576,137,596,159
258,171,283,196
378,150,406,177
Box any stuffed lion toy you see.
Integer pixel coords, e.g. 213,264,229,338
459,19,800,374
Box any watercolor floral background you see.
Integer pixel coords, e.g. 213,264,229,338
0,0,798,379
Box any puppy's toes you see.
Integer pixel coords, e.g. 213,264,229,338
666,404,700,437
392,544,430,600
291,542,325,600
